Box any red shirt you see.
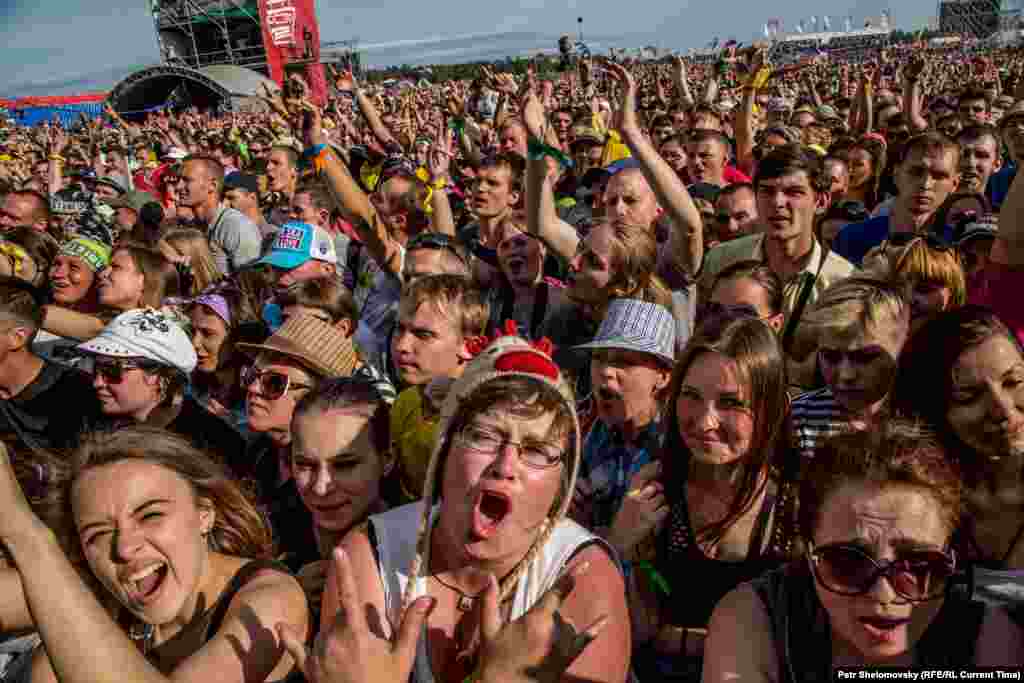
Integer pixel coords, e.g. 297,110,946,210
968,260,1024,345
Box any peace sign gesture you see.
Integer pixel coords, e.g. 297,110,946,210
278,547,435,683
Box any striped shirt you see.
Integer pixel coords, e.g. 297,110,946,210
791,387,849,460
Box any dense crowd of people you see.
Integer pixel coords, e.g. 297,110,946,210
0,36,1020,682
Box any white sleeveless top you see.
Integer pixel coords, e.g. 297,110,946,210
370,501,609,683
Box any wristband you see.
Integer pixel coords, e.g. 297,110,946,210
431,177,449,191
636,559,672,596
299,144,329,174
48,155,66,163
527,138,574,170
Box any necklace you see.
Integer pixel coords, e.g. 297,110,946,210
431,572,484,612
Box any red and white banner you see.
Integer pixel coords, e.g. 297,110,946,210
258,0,328,106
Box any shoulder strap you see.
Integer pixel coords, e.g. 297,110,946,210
207,559,292,637
780,241,829,355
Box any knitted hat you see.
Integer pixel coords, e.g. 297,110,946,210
236,313,358,378
401,322,582,613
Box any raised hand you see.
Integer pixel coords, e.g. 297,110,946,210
606,461,668,561
605,61,639,132
521,88,547,142
477,563,608,683
673,55,688,84
278,547,435,683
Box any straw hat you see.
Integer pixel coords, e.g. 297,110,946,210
236,314,358,378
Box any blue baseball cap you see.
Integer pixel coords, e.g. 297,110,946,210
257,221,337,271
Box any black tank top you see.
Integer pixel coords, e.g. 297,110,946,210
657,481,795,628
751,564,986,682
142,559,303,682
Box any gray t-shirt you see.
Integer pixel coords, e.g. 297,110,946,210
207,206,263,275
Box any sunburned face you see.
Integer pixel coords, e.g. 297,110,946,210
73,460,215,627
439,402,566,564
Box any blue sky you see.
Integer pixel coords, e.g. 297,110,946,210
1,0,935,97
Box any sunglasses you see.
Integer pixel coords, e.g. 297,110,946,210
883,233,952,251
92,359,156,384
405,232,467,265
242,366,312,401
698,301,761,321
807,541,956,602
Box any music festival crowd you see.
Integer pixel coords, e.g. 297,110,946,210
0,34,1020,683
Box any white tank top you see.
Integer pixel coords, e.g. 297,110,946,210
370,501,608,683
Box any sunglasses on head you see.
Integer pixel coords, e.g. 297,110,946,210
91,358,157,384
807,541,956,602
884,233,952,251
405,232,467,265
242,366,312,401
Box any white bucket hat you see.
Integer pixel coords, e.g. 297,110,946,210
77,308,198,375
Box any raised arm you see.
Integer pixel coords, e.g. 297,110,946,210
608,62,703,277
521,90,581,262
902,57,929,132
996,162,1024,267
672,57,696,111
735,50,768,177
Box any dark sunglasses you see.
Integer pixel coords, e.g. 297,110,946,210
698,301,761,322
242,366,312,401
808,541,956,602
92,359,156,384
884,233,952,251
406,232,467,265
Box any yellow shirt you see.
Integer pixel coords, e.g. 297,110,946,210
390,386,441,503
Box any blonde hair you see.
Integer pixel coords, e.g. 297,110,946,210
891,239,967,308
161,229,221,295
585,221,672,315
398,274,489,338
793,277,911,357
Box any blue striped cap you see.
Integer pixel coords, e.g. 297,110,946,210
573,298,676,365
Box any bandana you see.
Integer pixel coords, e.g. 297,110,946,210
60,238,111,272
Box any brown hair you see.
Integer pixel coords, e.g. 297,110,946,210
161,229,221,295
891,306,1021,471
584,221,672,314
277,278,358,329
399,274,489,339
114,245,180,309
40,427,273,567
711,259,784,317
0,281,44,343
799,421,962,542
661,316,790,548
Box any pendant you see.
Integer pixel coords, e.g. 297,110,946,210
457,594,475,611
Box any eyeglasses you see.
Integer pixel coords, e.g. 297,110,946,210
697,301,762,321
807,541,956,602
241,366,313,400
456,424,564,470
92,359,156,384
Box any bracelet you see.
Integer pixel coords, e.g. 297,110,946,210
299,144,329,173
526,138,574,170
431,177,449,191
48,154,66,163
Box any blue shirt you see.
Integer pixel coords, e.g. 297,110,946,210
832,215,890,267
833,215,956,267
986,163,1017,211
578,418,663,531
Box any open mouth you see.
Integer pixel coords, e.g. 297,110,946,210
506,256,526,273
859,615,909,640
471,490,511,541
123,562,169,605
